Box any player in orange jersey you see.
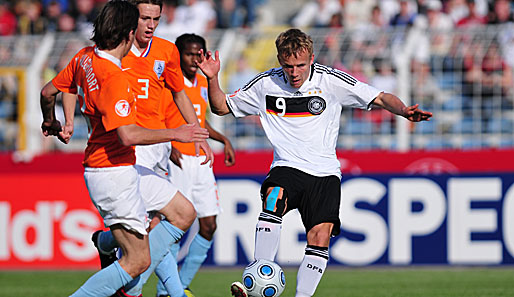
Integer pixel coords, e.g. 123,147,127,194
123,0,213,174
89,1,214,297
40,1,208,296
154,33,236,297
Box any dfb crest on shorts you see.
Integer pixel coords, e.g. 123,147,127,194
154,60,165,79
307,97,326,115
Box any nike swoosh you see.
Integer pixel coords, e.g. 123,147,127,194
122,68,131,71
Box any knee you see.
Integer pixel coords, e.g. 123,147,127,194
163,194,197,231
200,221,217,239
306,224,333,247
123,250,151,277
177,202,196,230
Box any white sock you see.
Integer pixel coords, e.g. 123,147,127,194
296,246,328,297
254,212,282,261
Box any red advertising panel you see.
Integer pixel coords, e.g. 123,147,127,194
0,173,103,269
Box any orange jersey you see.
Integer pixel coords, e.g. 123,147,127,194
163,73,208,156
123,37,184,129
52,46,136,168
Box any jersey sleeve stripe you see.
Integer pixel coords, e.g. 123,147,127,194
314,63,357,86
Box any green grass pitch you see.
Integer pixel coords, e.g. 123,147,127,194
0,267,513,296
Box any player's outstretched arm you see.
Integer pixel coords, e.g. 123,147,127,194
372,92,432,122
206,121,235,167
197,49,231,116
116,123,209,146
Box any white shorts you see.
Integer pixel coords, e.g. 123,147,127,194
168,154,221,218
84,165,148,235
135,142,171,178
135,164,178,212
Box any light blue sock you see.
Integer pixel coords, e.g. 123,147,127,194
98,230,117,253
156,243,180,296
179,234,212,288
69,261,132,297
154,248,186,297
124,221,185,296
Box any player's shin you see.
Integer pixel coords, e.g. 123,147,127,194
123,220,185,295
295,246,329,297
156,243,180,296
179,233,212,288
70,261,133,297
254,211,282,261
154,251,187,297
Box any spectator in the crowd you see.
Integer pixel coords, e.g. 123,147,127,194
174,0,217,35
411,61,441,110
74,0,98,37
371,58,397,94
43,0,62,32
227,55,258,93
456,0,487,27
57,12,75,32
462,38,512,122
16,0,46,34
367,58,397,129
215,0,235,28
0,0,17,36
342,0,376,29
351,5,389,62
42,0,70,13
489,0,514,68
154,0,183,42
389,0,417,27
488,0,514,24
420,0,454,58
230,0,261,28
291,0,342,28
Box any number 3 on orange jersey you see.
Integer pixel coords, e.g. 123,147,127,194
137,79,149,99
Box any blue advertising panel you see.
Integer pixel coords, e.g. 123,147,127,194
192,173,514,266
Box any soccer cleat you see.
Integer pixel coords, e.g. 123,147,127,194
230,281,248,297
184,287,195,297
91,230,118,269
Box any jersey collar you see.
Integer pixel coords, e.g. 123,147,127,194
130,38,153,57
94,47,122,68
183,74,197,88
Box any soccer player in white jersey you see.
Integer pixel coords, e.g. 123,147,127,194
197,28,432,297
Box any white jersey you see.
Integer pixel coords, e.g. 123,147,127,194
226,63,382,178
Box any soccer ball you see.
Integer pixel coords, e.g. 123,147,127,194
242,259,286,297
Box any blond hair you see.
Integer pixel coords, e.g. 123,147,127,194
275,28,313,59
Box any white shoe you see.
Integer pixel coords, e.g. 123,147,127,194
230,281,248,297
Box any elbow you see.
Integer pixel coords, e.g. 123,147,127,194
119,138,135,147
117,130,137,147
210,106,230,116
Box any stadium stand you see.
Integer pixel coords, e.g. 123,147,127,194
0,0,513,153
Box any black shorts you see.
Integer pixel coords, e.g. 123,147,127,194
261,166,341,237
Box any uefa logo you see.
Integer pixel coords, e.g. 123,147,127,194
115,100,131,117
